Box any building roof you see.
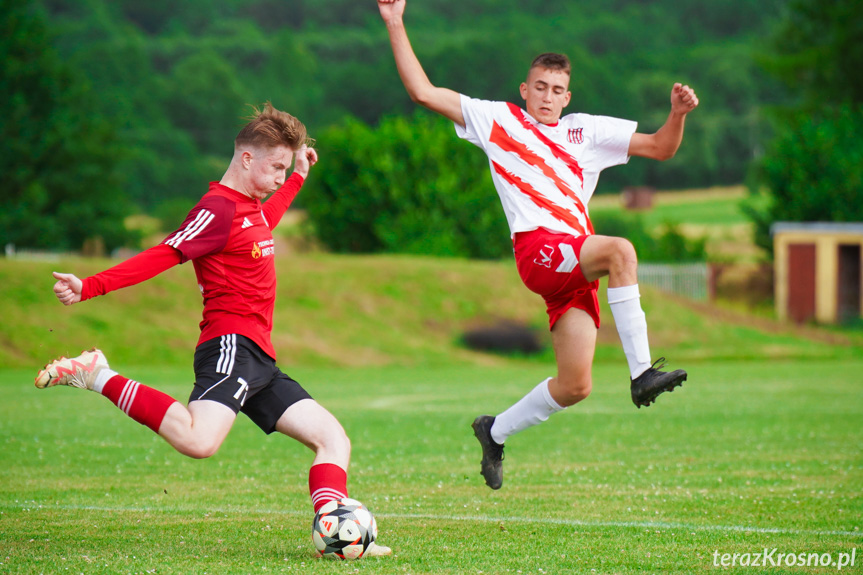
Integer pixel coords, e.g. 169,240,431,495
771,222,863,236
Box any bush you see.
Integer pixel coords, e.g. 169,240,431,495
301,112,512,259
590,211,706,262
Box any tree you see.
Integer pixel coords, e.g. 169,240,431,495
763,0,863,111
747,106,863,253
0,0,136,252
747,0,863,254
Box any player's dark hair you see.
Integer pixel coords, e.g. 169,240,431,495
235,102,313,151
529,53,571,76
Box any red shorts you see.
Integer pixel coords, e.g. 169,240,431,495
513,228,600,330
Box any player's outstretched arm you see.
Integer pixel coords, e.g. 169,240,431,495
628,83,699,161
56,245,182,304
378,0,464,127
52,272,83,306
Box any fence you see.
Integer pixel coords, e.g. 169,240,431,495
638,262,710,301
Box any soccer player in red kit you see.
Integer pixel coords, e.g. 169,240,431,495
35,103,390,557
379,0,697,490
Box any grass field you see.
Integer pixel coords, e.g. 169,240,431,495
2,245,862,574
2,358,861,574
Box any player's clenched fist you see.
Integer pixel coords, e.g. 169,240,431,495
671,83,699,114
52,271,83,306
378,0,405,20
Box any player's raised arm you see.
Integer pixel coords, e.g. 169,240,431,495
628,83,699,161
292,144,318,179
378,0,464,127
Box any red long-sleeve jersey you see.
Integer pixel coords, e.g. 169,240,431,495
82,173,305,360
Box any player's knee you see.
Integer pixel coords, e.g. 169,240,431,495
556,376,592,406
180,438,222,460
170,429,226,459
331,428,351,457
314,424,351,460
611,237,638,271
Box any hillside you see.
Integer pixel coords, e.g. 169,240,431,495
2,252,860,372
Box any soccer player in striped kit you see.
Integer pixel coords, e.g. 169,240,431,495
36,103,391,556
379,0,698,489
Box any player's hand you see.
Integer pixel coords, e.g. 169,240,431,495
671,83,699,115
378,0,405,22
52,272,82,306
293,145,318,179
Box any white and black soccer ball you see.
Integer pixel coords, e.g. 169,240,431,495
311,498,377,560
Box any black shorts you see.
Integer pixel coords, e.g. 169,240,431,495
191,334,313,434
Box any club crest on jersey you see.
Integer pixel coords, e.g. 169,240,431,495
535,245,555,268
567,127,584,145
251,239,275,259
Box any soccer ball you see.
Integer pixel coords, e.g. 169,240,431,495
311,498,377,559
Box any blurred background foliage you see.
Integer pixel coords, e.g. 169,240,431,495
1,0,861,258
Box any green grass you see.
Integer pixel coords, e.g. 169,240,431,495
3,250,862,573
589,186,756,228
2,359,862,574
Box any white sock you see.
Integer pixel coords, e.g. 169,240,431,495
92,368,118,394
608,284,652,379
490,378,564,445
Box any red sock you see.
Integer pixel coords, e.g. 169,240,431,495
309,463,348,512
101,375,177,433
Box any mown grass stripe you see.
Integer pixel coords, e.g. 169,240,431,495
4,501,859,539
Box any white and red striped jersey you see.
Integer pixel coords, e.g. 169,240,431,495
456,95,637,238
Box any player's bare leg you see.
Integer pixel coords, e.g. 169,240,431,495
157,401,237,458
548,308,597,407
276,400,392,557
580,235,687,407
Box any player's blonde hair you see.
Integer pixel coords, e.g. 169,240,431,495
529,53,571,76
234,102,313,151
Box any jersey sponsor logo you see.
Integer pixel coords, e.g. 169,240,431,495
251,239,275,259
535,244,555,268
567,127,584,145
242,217,254,229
